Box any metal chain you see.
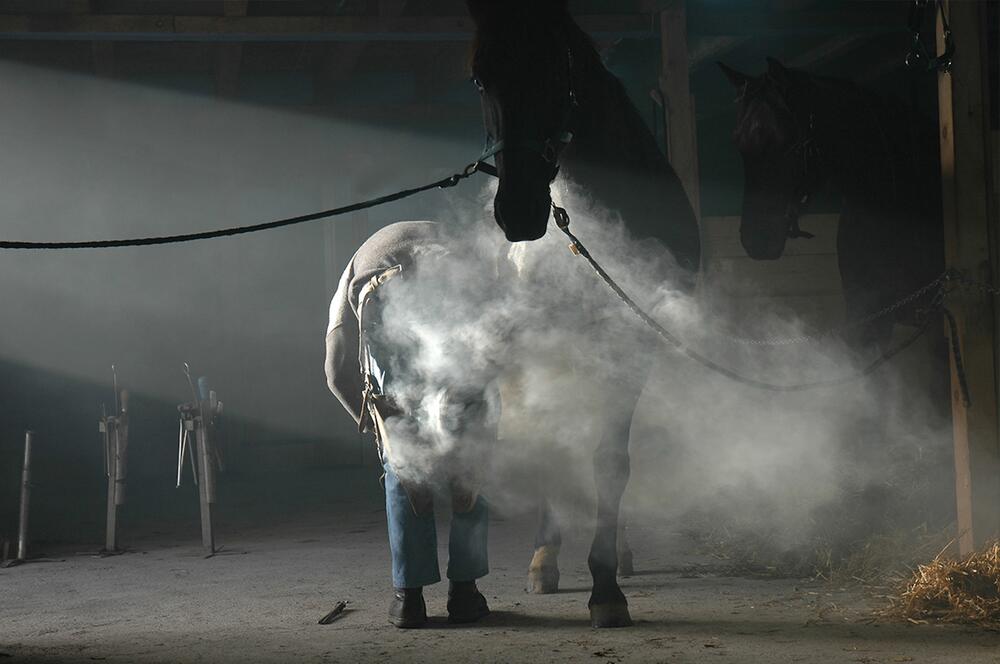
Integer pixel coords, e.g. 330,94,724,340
722,272,949,346
553,205,950,392
554,203,1000,402
905,0,955,73
948,270,1000,296
708,271,1000,348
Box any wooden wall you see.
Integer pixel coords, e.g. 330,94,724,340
700,214,845,330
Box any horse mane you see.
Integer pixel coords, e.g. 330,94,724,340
561,17,700,276
562,19,672,175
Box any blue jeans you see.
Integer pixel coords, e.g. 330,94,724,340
384,462,489,589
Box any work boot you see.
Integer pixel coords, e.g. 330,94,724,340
447,580,490,624
388,587,427,629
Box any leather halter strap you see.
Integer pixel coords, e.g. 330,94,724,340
476,48,578,177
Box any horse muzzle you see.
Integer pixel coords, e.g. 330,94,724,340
494,187,551,242
740,225,788,260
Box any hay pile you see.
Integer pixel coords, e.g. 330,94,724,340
891,542,1000,626
680,509,953,585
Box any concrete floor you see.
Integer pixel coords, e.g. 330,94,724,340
2,472,998,664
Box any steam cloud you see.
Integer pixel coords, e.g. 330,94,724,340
373,176,953,551
0,59,952,555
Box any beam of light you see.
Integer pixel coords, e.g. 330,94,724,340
0,60,478,445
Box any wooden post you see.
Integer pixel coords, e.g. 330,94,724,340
659,1,700,219
214,0,248,97
938,0,1000,555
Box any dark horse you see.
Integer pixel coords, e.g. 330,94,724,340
719,58,943,350
467,0,700,627
718,59,946,519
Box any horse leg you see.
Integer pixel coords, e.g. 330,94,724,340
527,498,561,593
588,418,633,628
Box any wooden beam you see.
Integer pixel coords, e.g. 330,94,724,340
938,0,1000,555
66,0,92,13
378,0,408,16
688,35,749,71
214,1,247,96
315,0,409,102
222,0,248,17
685,6,909,37
0,14,653,42
784,34,870,70
659,1,700,219
91,40,114,76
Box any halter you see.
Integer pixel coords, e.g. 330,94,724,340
735,75,819,242
905,0,954,73
784,110,819,240
475,47,578,178
778,78,899,241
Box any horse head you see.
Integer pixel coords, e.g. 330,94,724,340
719,58,821,260
467,0,577,242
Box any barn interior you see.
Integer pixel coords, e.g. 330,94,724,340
1,1,999,662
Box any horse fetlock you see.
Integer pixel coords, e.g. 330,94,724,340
587,578,632,627
589,600,632,628
527,545,560,594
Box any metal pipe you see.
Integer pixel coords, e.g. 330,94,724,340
104,424,118,552
103,390,130,553
176,419,185,488
115,390,129,507
16,430,34,561
196,420,215,554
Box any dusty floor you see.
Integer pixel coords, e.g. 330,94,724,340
2,471,998,664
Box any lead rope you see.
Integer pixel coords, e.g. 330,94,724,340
0,142,977,401
0,165,485,249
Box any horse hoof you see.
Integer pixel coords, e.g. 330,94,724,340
589,602,633,628
527,566,560,594
618,551,634,577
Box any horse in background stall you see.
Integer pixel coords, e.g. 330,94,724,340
719,58,943,346
718,58,947,513
467,0,700,627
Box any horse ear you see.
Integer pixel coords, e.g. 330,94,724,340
766,57,794,88
717,62,752,89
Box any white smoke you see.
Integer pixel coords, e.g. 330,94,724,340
369,175,953,554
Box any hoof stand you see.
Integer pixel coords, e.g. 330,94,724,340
589,603,633,628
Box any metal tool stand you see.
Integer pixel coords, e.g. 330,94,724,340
3,431,35,568
99,390,129,554
177,377,224,557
